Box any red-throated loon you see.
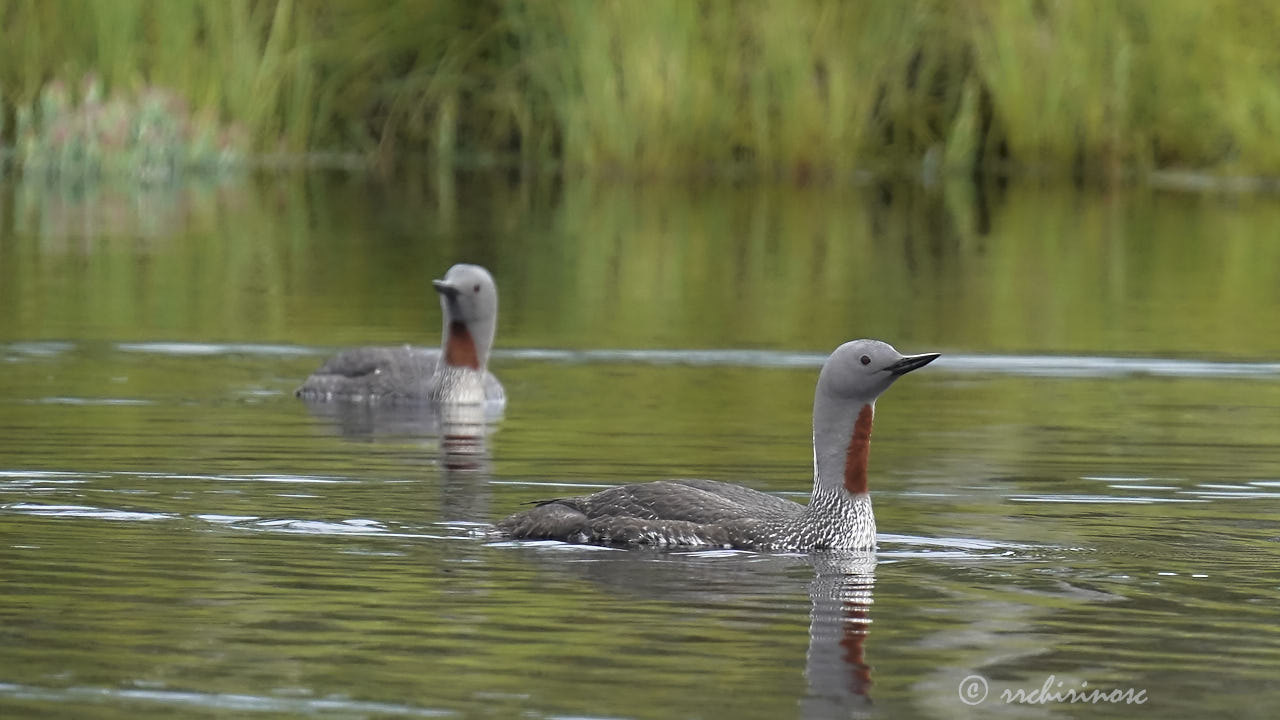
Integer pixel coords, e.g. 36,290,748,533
296,263,504,406
497,339,938,550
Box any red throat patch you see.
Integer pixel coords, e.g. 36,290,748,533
842,404,874,494
444,322,480,369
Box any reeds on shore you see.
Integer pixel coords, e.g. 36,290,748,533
2,0,1280,181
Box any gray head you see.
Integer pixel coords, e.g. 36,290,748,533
809,339,939,499
432,264,498,368
816,339,939,406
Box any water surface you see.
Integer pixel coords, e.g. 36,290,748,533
1,176,1278,718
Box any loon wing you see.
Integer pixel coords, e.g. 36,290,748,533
313,346,436,378
296,346,438,400
548,480,800,523
497,478,804,546
664,478,802,518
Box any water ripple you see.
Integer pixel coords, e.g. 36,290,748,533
0,470,102,481
8,341,1278,379
500,347,828,368
1,341,74,358
499,348,1280,378
1008,494,1208,504
126,471,349,484
116,341,317,357
243,518,469,540
938,353,1280,378
32,397,154,406
0,682,454,717
3,503,175,521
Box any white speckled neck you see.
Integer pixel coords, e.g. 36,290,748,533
428,364,487,404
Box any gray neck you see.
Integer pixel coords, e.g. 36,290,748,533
811,390,874,497
770,390,877,549
470,315,497,370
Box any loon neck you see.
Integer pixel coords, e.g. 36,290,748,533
442,321,482,370
812,399,875,500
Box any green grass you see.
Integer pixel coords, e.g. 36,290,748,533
3,0,1280,181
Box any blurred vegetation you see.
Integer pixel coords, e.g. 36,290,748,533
11,75,244,183
2,0,1280,180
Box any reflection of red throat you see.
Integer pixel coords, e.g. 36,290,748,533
843,404,873,494
445,322,480,369
839,600,873,697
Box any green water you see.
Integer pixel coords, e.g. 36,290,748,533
1,175,1279,719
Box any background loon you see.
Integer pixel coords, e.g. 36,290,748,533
296,263,504,406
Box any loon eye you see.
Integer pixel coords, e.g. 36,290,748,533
859,355,871,366
472,283,481,293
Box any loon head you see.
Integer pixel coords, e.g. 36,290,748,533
812,339,939,497
816,339,939,406
433,264,499,370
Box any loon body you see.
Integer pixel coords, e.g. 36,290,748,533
497,340,938,551
296,264,504,406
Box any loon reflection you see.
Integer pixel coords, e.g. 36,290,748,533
495,546,876,717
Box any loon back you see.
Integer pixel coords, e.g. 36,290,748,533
497,479,805,549
295,345,503,404
496,478,877,551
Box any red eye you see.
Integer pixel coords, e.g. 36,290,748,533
859,355,871,366
473,284,481,293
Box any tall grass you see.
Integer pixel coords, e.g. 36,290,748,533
3,0,1280,180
